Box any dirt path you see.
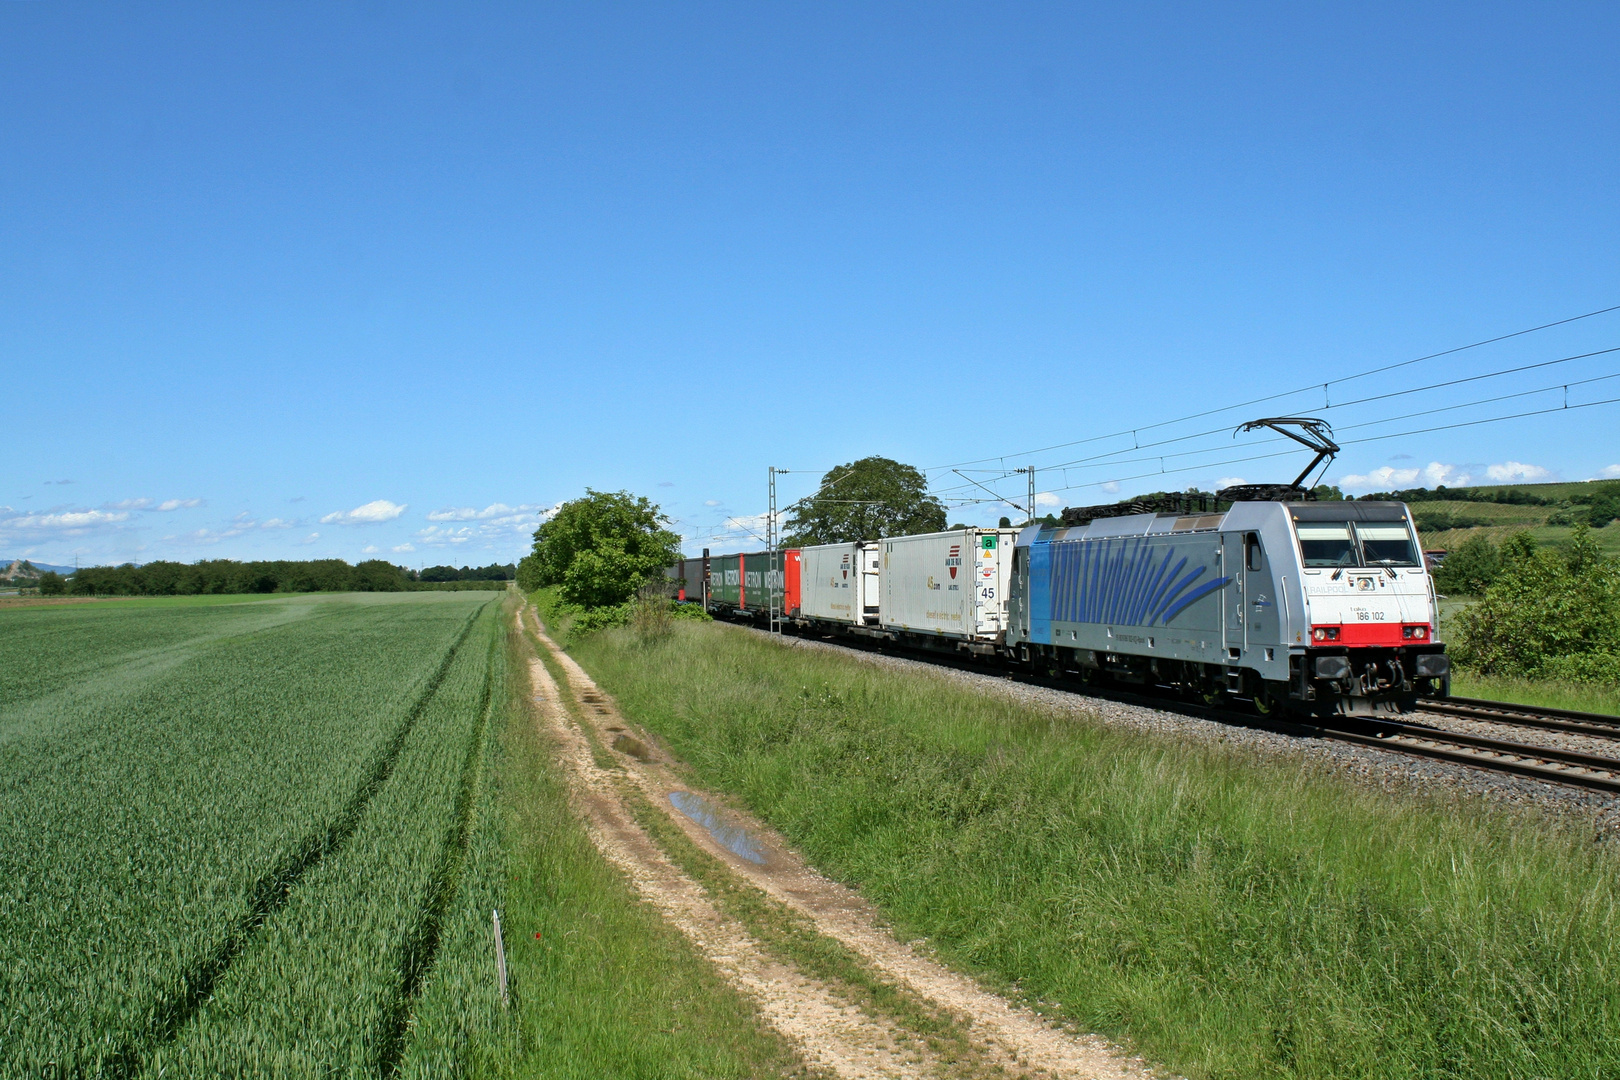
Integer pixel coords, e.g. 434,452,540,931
523,612,937,1078
522,606,1163,1080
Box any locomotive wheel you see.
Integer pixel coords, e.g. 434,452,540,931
1252,681,1288,718
1197,683,1224,707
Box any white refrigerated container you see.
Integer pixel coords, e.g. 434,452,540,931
797,542,880,625
878,528,1020,641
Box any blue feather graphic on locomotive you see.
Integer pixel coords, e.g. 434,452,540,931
1026,535,1230,642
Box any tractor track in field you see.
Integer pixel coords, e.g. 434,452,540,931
106,599,494,1080
521,605,1161,1080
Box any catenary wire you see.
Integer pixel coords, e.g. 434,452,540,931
924,303,1620,473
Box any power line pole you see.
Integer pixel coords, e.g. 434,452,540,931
1009,466,1035,525
767,467,781,634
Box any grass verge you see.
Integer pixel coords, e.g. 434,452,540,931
571,620,1620,1080
1449,669,1620,717
411,605,810,1079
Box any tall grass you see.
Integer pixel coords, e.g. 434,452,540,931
1450,670,1620,717
573,621,1620,1080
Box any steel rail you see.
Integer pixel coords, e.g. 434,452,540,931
1416,696,1620,739
1315,724,1620,795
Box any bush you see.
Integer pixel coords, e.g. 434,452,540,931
1433,533,1502,595
38,571,65,596
1414,512,1490,533
522,490,681,608
571,601,634,634
1540,650,1620,684
1450,527,1620,679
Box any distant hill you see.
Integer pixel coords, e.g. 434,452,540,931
1,559,78,579
1352,478,1620,556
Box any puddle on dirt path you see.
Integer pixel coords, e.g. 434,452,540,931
668,791,768,865
612,734,652,761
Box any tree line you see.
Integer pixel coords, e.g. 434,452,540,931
42,558,511,597
417,562,516,582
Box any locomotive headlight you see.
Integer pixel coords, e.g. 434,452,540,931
1414,653,1450,677
1314,655,1352,680
1311,626,1341,642
1402,625,1430,640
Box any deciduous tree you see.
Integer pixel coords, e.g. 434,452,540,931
521,489,681,607
783,456,946,545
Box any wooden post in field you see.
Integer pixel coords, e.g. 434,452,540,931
493,908,509,1007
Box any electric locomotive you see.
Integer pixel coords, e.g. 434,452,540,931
1005,498,1448,716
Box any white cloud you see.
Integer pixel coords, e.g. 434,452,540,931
426,506,483,522
1,508,131,537
1337,459,1554,493
1216,477,1247,489
361,544,380,554
1099,481,1120,495
321,499,407,525
297,532,321,545
1417,462,1468,487
1484,461,1551,483
1597,465,1620,479
705,500,721,507
416,525,474,547
1033,491,1063,507
417,502,553,547
392,543,416,553
106,497,205,512
426,502,552,524
1337,465,1421,489
260,518,295,529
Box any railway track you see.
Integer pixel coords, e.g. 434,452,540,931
809,631,1620,796
1417,694,1620,739
1321,715,1620,795
750,624,1620,797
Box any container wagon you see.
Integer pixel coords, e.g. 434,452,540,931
795,541,880,628
878,528,1022,654
705,550,798,623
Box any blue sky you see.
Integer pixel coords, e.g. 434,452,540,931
4,3,1618,566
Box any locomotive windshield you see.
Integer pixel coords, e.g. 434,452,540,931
1296,522,1358,567
1355,523,1421,567
1293,517,1419,568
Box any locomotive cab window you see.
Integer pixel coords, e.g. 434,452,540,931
1296,522,1357,568
1355,522,1420,567
1245,533,1262,571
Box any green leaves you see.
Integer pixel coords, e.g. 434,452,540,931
1450,525,1620,678
783,456,947,546
522,490,681,608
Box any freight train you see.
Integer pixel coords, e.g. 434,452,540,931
668,493,1449,717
